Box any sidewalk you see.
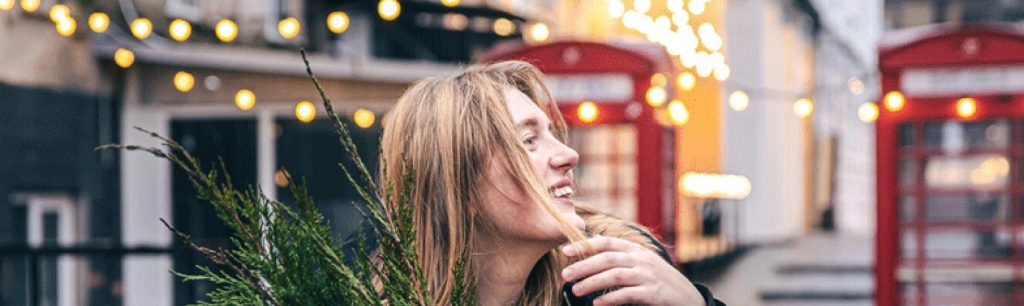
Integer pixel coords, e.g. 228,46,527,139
706,232,875,306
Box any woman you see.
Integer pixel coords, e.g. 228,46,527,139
379,61,723,305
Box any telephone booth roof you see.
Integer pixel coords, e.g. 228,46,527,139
485,40,673,77
879,23,1024,71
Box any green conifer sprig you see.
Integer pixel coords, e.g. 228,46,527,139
97,51,475,305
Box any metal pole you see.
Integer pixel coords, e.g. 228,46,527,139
29,254,39,306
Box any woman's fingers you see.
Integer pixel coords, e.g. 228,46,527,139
561,236,640,257
561,251,634,282
569,267,644,297
592,286,654,306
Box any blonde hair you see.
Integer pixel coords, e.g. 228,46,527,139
379,61,589,305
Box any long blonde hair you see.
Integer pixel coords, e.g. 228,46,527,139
379,61,589,305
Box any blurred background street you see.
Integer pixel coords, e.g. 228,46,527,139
2,0,1024,305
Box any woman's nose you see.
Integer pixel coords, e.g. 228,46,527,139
550,142,579,172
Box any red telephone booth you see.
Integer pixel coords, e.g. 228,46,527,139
877,24,1024,305
486,41,676,241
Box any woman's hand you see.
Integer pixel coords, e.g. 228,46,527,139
561,236,706,306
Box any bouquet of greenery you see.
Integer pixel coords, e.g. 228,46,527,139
101,51,474,305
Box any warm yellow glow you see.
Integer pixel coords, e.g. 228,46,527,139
729,91,749,112
650,73,667,87
493,18,514,36
55,18,76,37
441,0,460,7
215,19,238,42
234,89,256,111
676,72,696,91
883,91,905,112
526,22,550,43
672,11,689,26
848,77,865,95
295,101,317,123
0,0,14,11
667,100,689,126
442,13,468,30
128,18,151,39
49,4,70,22
633,0,650,14
794,98,814,118
713,63,730,81
113,48,134,68
698,23,722,52
378,0,401,22
327,11,350,34
607,0,625,18
668,0,684,12
20,0,39,12
688,0,706,15
680,172,752,200
353,108,376,128
858,102,878,123
173,71,194,93
273,169,290,187
278,17,300,40
578,101,599,124
88,12,109,33
169,19,192,42
956,97,977,119
646,86,668,107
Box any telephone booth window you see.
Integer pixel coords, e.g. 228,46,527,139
570,125,638,222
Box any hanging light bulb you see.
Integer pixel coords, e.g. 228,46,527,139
848,77,865,95
525,22,550,43
327,11,350,34
378,0,401,22
607,0,625,18
688,0,706,15
55,17,76,36
130,18,152,40
493,18,515,36
956,98,977,119
668,0,684,12
353,108,376,128
633,0,650,14
113,48,135,68
168,19,192,42
235,89,256,111
49,3,70,22
88,12,109,33
667,100,689,126
858,102,878,123
646,86,668,107
729,90,749,112
20,0,39,13
278,17,300,40
0,0,14,11
676,72,697,91
793,98,814,118
883,91,905,112
215,19,238,42
713,63,731,81
295,101,317,123
441,0,460,8
173,71,195,93
578,102,599,124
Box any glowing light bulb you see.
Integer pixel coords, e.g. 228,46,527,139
441,0,460,7
353,108,376,128
633,0,650,14
794,98,814,118
526,22,549,43
49,4,70,22
235,89,256,111
884,91,905,112
650,73,667,87
713,63,730,81
295,101,317,123
130,18,152,40
169,19,192,42
113,48,134,68
668,0,684,12
378,0,401,22
858,102,878,123
493,18,514,36
0,0,14,11
688,0,706,15
646,86,667,107
578,102,599,124
278,17,300,40
729,91,749,112
55,17,76,37
608,0,625,18
676,72,696,91
848,77,865,95
20,0,39,13
956,98,977,119
88,12,109,33
668,100,689,126
327,11,350,34
173,71,195,93
215,19,238,42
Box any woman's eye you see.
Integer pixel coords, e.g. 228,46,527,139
524,136,537,146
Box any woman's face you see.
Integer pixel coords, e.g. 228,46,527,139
479,88,585,243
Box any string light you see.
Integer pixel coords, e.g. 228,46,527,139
883,91,905,112
169,19,192,42
278,17,300,40
729,90,749,111
441,0,460,8
713,63,730,81
113,48,135,68
20,0,39,13
668,0,684,12
676,72,697,91
956,97,977,119
295,101,317,123
634,0,651,14
0,0,14,11
794,98,814,118
668,100,689,126
235,89,256,111
216,19,238,42
49,4,70,22
848,77,865,95
525,22,550,43
88,12,109,33
173,71,195,93
650,73,667,87
55,18,76,36
493,18,514,36
607,0,624,18
378,0,401,22
688,0,707,15
353,108,376,128
858,102,878,123
130,18,153,40
327,11,350,34
646,86,667,107
578,101,599,124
